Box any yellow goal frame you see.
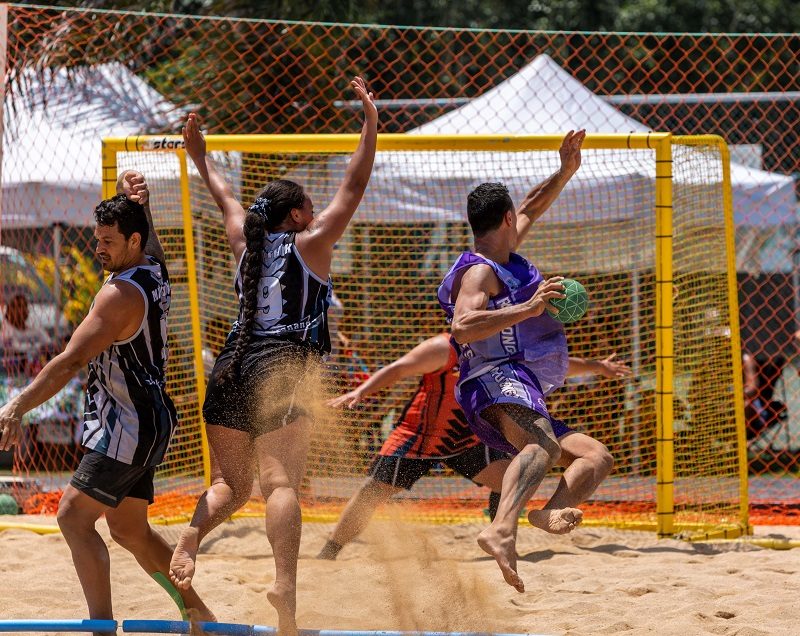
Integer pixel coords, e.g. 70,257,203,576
100,132,748,539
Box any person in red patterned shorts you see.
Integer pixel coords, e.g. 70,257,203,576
317,332,629,560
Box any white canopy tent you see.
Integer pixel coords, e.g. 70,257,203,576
0,64,188,341
1,63,182,229
411,54,796,228
341,54,796,274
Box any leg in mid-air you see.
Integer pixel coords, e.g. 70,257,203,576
321,444,512,559
530,431,612,532
106,497,216,621
475,403,577,593
254,416,312,636
170,425,255,591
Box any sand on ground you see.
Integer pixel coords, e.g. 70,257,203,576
1,515,798,636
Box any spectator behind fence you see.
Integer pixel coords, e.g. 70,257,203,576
743,349,789,443
0,294,52,376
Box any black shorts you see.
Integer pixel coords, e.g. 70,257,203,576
203,334,323,437
70,450,155,508
368,444,509,490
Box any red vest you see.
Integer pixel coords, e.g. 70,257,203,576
378,334,481,459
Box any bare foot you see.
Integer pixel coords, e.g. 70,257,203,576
528,507,583,534
477,526,524,593
170,527,200,591
267,582,298,636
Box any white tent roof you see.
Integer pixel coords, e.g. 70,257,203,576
316,54,795,273
1,63,182,228
379,54,794,229
412,54,649,136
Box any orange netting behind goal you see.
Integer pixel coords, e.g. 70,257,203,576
1,5,797,525
96,134,745,538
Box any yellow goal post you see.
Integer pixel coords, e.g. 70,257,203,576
100,132,748,540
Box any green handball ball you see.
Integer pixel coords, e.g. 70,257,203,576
0,493,19,515
547,278,589,324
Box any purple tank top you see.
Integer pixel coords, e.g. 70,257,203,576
437,251,569,394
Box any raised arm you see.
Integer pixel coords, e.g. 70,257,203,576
117,170,166,263
328,334,452,409
297,77,378,268
515,129,585,249
450,265,566,345
183,113,246,263
0,281,143,451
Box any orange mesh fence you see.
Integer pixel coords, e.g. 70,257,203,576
1,5,798,525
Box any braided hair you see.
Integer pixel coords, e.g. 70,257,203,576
223,179,306,382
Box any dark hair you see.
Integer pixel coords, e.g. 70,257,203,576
467,182,514,236
223,179,305,381
251,179,306,232
94,193,149,248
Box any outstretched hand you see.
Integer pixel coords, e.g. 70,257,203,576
559,129,586,176
351,76,377,126
594,353,632,379
182,113,206,161
120,171,150,206
327,388,365,410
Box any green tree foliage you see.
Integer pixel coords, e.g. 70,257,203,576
32,0,800,32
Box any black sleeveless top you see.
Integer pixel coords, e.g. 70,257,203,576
233,231,333,354
83,256,177,467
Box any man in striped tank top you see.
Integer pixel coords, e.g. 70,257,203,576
0,172,213,632
438,130,593,593
318,333,627,560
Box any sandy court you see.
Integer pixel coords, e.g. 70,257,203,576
1,515,799,635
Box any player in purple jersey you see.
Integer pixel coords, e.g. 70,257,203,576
438,130,610,593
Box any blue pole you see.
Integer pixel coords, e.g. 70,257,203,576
0,620,118,633
122,620,538,636
123,621,258,635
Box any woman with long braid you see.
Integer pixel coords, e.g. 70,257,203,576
169,77,377,635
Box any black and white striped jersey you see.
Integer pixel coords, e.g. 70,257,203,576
233,231,333,354
82,256,177,467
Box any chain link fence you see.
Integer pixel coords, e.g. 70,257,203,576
1,5,797,523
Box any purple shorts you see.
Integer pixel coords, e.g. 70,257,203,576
456,360,572,455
